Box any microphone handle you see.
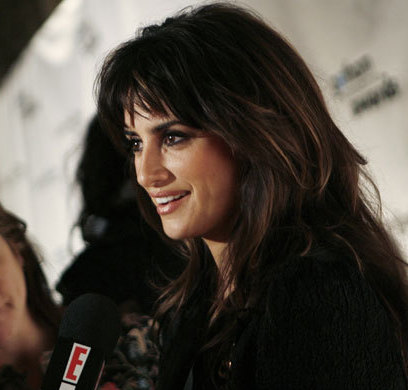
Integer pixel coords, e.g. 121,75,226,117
41,337,105,390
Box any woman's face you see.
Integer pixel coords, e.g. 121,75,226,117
124,109,238,243
0,234,28,347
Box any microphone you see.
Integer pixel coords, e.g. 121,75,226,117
41,293,121,390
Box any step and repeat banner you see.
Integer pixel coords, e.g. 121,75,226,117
0,0,407,292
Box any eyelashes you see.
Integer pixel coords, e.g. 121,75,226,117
125,130,191,154
163,131,190,147
125,136,142,154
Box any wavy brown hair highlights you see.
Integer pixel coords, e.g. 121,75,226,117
0,203,60,333
96,1,408,372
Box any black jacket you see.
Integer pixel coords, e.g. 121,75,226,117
158,250,407,389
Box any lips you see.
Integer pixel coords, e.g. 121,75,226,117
152,191,190,215
155,192,188,205
151,191,189,206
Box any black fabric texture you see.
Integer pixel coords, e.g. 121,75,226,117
160,249,407,389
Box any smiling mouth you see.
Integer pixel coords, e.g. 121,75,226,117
154,192,190,216
154,192,189,205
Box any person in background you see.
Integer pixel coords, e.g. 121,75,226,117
56,115,183,389
96,3,408,389
0,202,60,390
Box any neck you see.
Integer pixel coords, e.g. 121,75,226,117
203,239,228,268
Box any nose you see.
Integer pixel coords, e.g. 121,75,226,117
135,144,170,189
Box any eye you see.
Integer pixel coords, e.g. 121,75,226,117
163,131,189,147
126,136,142,154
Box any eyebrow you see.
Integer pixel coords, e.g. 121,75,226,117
124,119,182,136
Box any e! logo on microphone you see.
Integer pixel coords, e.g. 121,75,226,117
59,343,91,390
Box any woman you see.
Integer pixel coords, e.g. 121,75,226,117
96,3,408,389
0,203,60,390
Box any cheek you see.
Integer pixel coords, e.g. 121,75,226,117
198,157,237,209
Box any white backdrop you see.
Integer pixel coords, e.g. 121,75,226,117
0,0,407,294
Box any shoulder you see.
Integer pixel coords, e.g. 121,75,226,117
260,249,394,337
263,249,374,314
245,249,405,389
269,247,358,282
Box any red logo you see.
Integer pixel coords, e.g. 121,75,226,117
63,343,91,384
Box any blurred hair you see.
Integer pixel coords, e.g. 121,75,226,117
75,115,140,239
0,203,60,333
96,1,408,375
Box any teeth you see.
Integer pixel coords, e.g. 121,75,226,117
155,193,186,205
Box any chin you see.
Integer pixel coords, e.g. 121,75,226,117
163,230,188,241
162,224,195,241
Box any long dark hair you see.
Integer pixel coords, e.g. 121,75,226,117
96,1,408,373
0,203,61,333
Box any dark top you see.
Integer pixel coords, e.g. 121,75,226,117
159,249,407,389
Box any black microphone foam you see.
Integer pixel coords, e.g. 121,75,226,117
59,293,121,355
41,293,121,390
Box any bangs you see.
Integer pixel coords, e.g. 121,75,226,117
96,36,207,152
124,70,176,123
